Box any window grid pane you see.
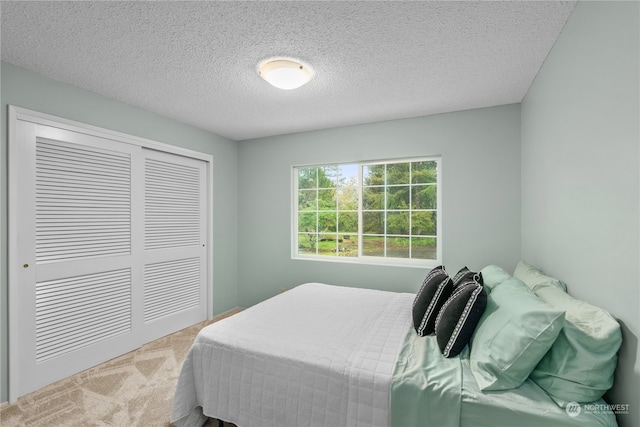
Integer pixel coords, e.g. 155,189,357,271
297,164,359,258
296,158,439,263
360,160,438,260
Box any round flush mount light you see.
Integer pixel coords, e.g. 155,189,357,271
258,58,314,90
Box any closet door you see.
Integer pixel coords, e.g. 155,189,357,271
12,122,143,398
141,149,207,341
9,109,210,401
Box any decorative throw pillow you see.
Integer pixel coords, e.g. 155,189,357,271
469,277,565,391
412,266,453,336
435,276,487,358
451,266,483,288
529,285,622,406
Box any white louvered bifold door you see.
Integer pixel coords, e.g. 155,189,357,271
141,149,207,341
12,123,143,397
10,114,209,400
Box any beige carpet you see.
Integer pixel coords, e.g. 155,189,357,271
0,310,241,427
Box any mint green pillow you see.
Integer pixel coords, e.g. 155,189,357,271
514,260,567,292
469,277,565,391
530,286,622,405
479,265,511,293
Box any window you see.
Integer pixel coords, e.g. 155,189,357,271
293,157,441,266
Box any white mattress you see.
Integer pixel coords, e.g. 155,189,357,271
171,283,414,427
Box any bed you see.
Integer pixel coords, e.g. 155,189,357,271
171,264,621,427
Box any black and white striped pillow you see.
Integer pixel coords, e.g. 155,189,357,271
452,266,484,288
412,266,454,336
435,273,487,358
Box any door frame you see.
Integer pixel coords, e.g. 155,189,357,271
7,105,214,402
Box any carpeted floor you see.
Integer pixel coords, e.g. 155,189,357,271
0,309,242,427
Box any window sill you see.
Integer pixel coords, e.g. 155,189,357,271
291,254,440,269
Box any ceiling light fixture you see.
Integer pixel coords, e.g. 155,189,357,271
258,58,314,90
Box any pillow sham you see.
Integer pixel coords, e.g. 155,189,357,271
435,276,487,358
513,260,567,292
469,277,565,391
529,285,622,406
412,266,453,336
451,266,483,288
479,265,511,293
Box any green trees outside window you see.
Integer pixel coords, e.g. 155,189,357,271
295,158,439,263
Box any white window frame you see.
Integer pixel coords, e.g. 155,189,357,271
291,157,442,268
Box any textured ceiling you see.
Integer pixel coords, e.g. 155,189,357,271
1,1,576,141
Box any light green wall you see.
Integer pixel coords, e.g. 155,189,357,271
237,104,522,306
521,2,639,426
0,62,239,402
3,1,637,418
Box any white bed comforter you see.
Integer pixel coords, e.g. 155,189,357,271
171,283,414,427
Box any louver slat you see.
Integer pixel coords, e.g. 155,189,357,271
35,269,132,362
145,159,200,250
35,138,131,263
144,258,200,322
